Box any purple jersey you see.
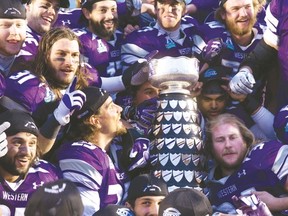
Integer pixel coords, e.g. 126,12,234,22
4,68,101,114
10,27,41,74
4,71,55,113
57,140,128,215
54,8,83,29
198,21,266,76
73,28,124,77
121,15,202,69
0,159,61,216
264,0,288,107
208,140,288,215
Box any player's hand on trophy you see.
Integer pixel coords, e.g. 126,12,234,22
122,50,159,87
229,68,255,94
54,77,86,126
0,122,10,157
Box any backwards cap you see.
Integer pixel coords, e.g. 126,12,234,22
0,109,38,137
73,86,110,120
127,174,168,201
0,0,26,19
159,188,212,216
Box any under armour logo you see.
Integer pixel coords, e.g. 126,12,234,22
33,181,44,189
61,20,71,26
237,169,246,178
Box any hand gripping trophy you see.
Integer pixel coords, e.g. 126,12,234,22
149,56,207,192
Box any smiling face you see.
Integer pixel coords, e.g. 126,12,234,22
83,0,118,39
0,19,27,56
222,0,257,36
26,0,61,35
0,132,37,182
211,123,248,176
47,38,80,87
156,0,185,31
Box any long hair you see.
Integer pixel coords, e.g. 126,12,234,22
204,113,255,158
33,27,89,98
214,0,266,24
66,109,100,143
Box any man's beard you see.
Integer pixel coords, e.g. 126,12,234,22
0,155,35,177
116,124,127,136
45,62,74,89
90,18,119,39
226,16,256,36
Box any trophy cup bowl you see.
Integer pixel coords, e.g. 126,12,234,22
149,56,199,94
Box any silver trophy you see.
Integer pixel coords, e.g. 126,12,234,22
149,56,206,192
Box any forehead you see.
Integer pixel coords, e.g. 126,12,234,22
51,38,80,51
156,0,183,5
32,0,61,5
8,132,37,141
136,196,165,202
212,123,240,136
92,0,117,8
0,18,27,24
224,0,253,8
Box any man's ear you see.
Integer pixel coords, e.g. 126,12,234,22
125,201,133,210
82,8,91,20
89,115,100,128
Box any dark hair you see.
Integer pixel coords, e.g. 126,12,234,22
33,27,89,98
214,0,265,23
204,113,255,158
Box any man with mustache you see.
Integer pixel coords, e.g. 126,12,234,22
198,0,272,136
56,86,130,215
205,113,288,215
0,109,61,215
73,0,126,91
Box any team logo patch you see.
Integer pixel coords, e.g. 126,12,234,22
172,124,182,134
182,154,191,166
173,170,183,182
169,100,178,109
153,124,161,136
170,153,181,166
164,111,173,121
156,138,165,150
184,170,194,182
162,124,171,134
157,112,164,122
173,111,182,122
192,154,200,166
160,100,168,109
178,100,187,109
159,153,169,166
165,138,176,150
162,170,172,182
176,138,185,148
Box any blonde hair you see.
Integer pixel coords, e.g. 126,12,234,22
204,113,255,157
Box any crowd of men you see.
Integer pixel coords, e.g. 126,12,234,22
0,0,288,215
